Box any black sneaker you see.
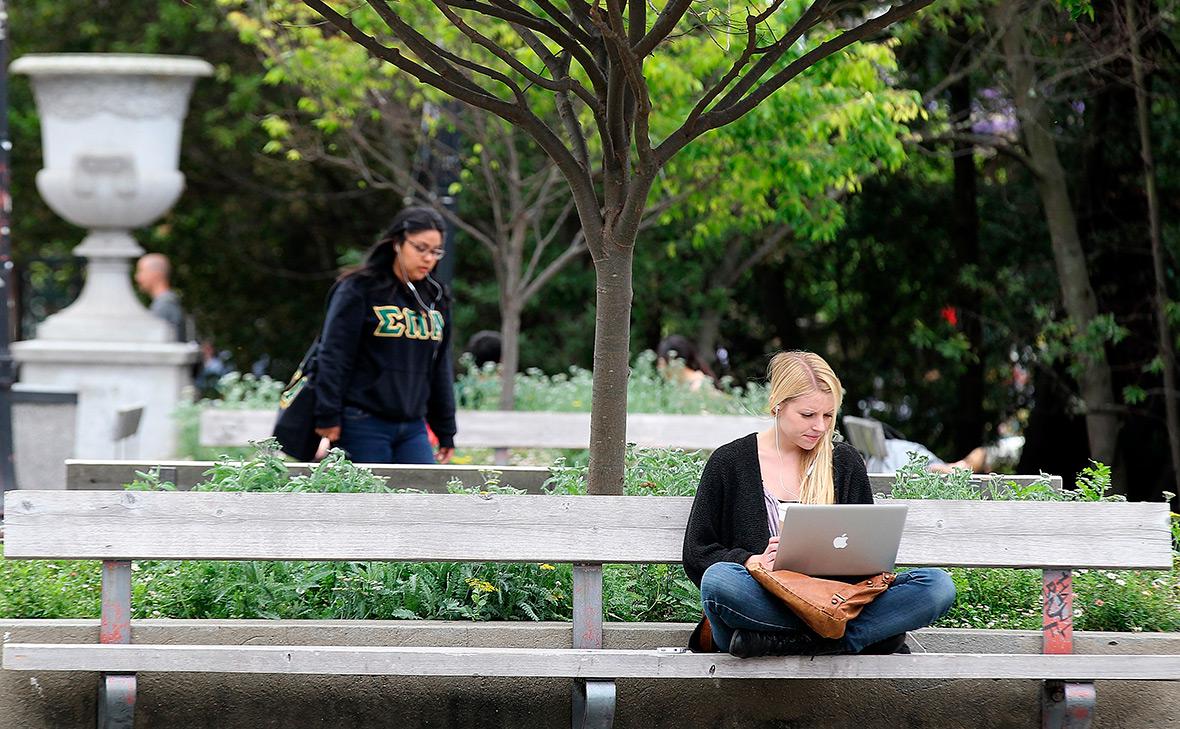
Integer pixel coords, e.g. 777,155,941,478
859,633,911,654
728,629,846,658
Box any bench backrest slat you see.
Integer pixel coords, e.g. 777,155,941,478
62,459,1064,495
3,492,1171,569
198,409,766,450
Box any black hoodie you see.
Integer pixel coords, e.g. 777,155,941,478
313,273,457,448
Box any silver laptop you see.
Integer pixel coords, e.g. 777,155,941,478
771,504,908,576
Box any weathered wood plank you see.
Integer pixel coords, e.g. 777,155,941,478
62,459,1063,495
3,492,1171,569
4,644,1177,680
198,408,765,450
64,460,554,494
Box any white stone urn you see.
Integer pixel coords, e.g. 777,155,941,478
10,54,211,461
11,53,213,342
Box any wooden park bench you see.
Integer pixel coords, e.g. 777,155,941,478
198,407,765,462
3,490,1174,729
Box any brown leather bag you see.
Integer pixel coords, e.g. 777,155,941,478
748,565,895,639
687,613,717,653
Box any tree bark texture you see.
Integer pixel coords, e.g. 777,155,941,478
498,305,522,412
995,0,1122,471
949,27,986,457
587,239,636,496
1126,0,1180,496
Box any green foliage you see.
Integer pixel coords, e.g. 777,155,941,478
1034,310,1130,383
543,444,709,498
175,373,288,460
887,454,1175,632
889,452,1122,502
455,349,768,416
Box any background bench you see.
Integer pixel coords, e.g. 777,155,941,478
3,490,1173,729
61,459,1063,495
199,408,765,459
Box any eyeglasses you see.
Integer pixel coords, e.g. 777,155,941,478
404,238,446,260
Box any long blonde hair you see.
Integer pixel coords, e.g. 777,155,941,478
767,351,844,504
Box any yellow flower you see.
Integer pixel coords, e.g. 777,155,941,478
465,577,497,594
539,564,556,570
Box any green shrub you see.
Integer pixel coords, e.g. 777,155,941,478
176,372,286,459
455,350,767,416
888,452,1178,632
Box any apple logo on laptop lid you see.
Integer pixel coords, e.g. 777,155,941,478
832,533,849,550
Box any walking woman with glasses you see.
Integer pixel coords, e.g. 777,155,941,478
682,350,956,657
312,206,456,464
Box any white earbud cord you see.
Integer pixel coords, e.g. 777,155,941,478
399,256,439,314
397,253,445,366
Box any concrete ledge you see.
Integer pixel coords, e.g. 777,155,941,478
2,621,1177,728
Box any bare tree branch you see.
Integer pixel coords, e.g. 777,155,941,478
691,0,820,126
728,224,794,284
513,29,595,167
303,0,599,217
597,3,654,166
629,0,646,46
522,231,587,302
303,0,510,114
432,0,599,108
522,196,577,285
660,0,936,163
681,0,817,135
633,0,694,57
364,0,530,104
911,128,1035,170
529,0,598,47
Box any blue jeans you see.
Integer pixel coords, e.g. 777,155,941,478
700,562,956,653
337,406,435,465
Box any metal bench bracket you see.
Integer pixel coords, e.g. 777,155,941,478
573,679,616,729
1042,569,1093,729
1042,680,1096,729
572,564,615,729
98,673,137,729
100,560,136,729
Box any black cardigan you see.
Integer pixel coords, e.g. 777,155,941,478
681,434,873,586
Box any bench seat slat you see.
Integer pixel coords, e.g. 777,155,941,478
4,644,1177,680
4,492,1172,569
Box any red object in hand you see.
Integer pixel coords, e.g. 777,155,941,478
940,306,959,327
426,422,439,449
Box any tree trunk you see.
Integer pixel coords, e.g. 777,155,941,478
949,27,986,458
498,302,522,411
1127,0,1180,497
996,0,1122,473
586,239,635,496
697,309,722,372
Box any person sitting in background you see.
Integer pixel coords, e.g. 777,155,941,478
465,330,502,367
656,335,716,392
847,416,1022,474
